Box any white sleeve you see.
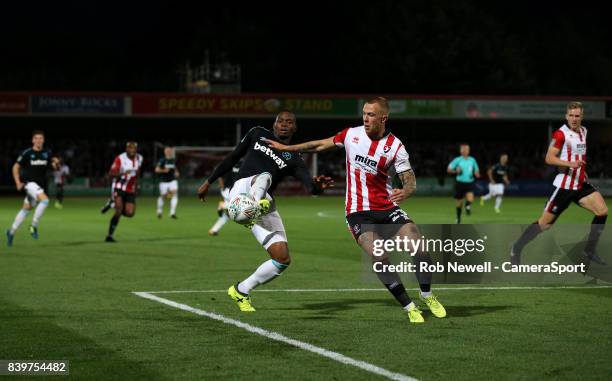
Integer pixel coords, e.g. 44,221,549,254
393,145,412,173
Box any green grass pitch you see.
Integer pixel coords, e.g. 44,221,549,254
1,196,611,380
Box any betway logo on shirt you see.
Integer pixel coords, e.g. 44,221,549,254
253,142,287,169
355,154,377,168
30,159,48,166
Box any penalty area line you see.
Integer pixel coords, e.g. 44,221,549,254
137,285,612,294
132,291,419,381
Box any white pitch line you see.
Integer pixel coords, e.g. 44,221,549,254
133,291,419,381
138,285,612,294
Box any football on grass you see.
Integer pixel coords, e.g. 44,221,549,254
227,193,259,224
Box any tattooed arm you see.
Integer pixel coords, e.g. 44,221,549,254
389,170,416,203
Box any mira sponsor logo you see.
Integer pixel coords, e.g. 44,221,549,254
253,142,287,169
30,159,48,166
355,154,377,168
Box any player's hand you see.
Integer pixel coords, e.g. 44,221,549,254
197,181,210,202
263,138,289,151
15,182,24,191
569,160,586,169
313,175,334,191
389,188,408,203
455,167,462,174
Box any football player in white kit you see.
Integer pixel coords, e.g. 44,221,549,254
511,102,608,265
266,97,446,324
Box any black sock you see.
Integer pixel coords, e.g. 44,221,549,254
375,260,412,307
456,207,462,223
413,253,432,292
108,215,120,237
513,222,543,254
585,215,607,253
465,201,472,211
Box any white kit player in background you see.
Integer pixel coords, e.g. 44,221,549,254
52,156,70,209
480,153,510,213
155,146,180,219
511,102,608,265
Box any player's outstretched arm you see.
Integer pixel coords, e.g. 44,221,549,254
264,137,337,153
390,170,416,203
545,145,584,168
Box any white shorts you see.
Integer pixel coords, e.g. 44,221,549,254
24,182,45,206
159,180,178,195
229,175,287,250
488,183,505,196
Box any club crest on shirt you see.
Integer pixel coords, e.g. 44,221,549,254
282,152,292,160
383,145,391,153
352,136,360,144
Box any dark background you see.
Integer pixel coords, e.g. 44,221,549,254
2,2,611,94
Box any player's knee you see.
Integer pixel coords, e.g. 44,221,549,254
596,205,608,217
252,172,272,186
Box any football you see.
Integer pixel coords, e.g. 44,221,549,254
227,193,260,224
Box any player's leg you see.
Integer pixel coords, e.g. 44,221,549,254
30,191,50,239
106,194,124,242
248,172,272,215
123,201,136,217
157,182,166,218
395,221,446,318
465,191,474,216
229,211,289,312
169,181,178,218
455,197,464,224
577,189,608,264
494,186,504,213
7,198,33,246
481,184,493,205
511,210,557,265
55,184,64,208
209,188,230,236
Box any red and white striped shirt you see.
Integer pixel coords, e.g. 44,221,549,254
552,124,587,190
333,126,411,215
110,152,143,193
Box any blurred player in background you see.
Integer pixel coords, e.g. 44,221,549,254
208,162,240,236
511,102,608,265
447,144,480,223
197,111,332,312
155,146,180,219
480,153,509,213
104,142,143,242
266,97,446,324
6,130,59,246
52,155,70,209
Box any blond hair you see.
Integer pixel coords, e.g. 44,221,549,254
566,101,583,111
365,97,390,114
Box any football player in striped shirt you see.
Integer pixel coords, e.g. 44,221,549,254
266,97,446,324
511,102,608,265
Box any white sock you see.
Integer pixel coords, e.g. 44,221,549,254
482,193,492,201
237,259,287,294
10,209,30,234
249,173,272,202
170,194,178,215
32,200,49,227
210,214,229,233
157,196,164,214
404,301,417,311
495,196,503,209
420,291,432,298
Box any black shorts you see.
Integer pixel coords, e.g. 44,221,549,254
544,182,597,215
454,181,475,199
113,190,136,204
346,206,413,240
